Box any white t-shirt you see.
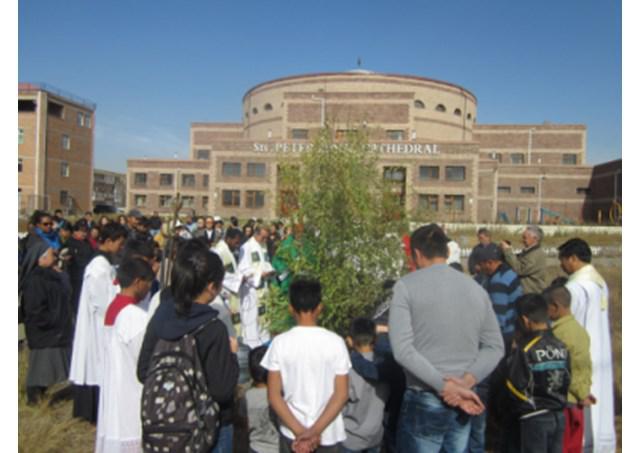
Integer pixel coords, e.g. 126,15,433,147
261,326,351,446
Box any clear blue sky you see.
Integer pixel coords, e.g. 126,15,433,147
18,0,621,173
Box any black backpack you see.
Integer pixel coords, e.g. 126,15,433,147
141,319,220,453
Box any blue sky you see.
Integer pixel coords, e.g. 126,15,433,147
18,0,621,173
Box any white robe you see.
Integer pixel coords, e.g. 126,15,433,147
69,255,120,386
446,240,461,265
566,264,616,453
95,304,148,453
237,237,272,348
213,240,242,296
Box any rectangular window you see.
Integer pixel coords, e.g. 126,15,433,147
562,154,577,165
159,195,173,207
134,195,146,207
18,158,23,173
419,166,439,180
386,130,404,141
18,128,24,144
490,152,502,162
291,129,309,139
418,194,438,212
181,174,196,187
60,190,68,206
246,191,265,208
134,173,147,185
222,162,242,177
383,167,406,182
62,134,71,150
18,100,37,112
203,175,209,187
511,153,525,164
85,113,91,128
576,187,591,195
48,101,64,118
182,196,195,207
335,129,356,140
77,112,85,127
196,149,210,160
60,162,70,178
202,196,209,209
498,186,511,194
160,173,174,186
222,190,240,207
247,163,266,177
444,194,465,212
445,166,466,181
520,186,536,194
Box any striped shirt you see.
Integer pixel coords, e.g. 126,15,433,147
483,263,523,345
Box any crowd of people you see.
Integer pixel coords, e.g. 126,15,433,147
17,209,617,453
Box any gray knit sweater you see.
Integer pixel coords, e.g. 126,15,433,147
389,263,504,392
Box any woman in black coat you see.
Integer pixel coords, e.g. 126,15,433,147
22,242,74,405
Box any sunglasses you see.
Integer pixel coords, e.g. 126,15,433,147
40,222,53,227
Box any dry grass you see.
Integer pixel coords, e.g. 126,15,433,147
18,258,622,452
18,348,96,453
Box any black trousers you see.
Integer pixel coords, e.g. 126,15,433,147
72,384,99,424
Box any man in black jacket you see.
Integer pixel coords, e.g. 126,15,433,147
66,219,95,314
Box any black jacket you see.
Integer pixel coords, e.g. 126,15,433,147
66,237,95,312
503,329,571,417
22,267,74,349
137,289,239,425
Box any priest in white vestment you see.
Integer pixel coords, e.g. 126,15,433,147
237,226,273,348
212,228,244,337
558,238,616,453
69,225,127,423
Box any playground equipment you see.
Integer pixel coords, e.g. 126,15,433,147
609,201,622,225
540,208,576,225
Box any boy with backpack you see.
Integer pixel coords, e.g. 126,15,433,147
137,240,239,453
341,318,389,453
261,277,351,453
502,293,571,453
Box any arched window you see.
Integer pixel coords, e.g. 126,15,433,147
264,103,273,111
252,107,258,115
435,104,446,113
414,100,425,109
454,108,462,116
466,113,472,120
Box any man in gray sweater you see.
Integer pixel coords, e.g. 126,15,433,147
389,223,504,453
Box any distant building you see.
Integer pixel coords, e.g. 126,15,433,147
93,169,127,210
126,71,616,223
584,158,622,224
19,83,96,215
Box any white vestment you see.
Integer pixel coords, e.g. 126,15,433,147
95,304,148,453
566,264,616,453
70,255,120,386
213,240,243,296
237,237,272,348
446,240,461,265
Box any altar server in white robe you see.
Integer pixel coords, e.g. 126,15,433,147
212,227,244,336
69,223,127,423
558,238,616,453
96,258,154,453
237,225,273,348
